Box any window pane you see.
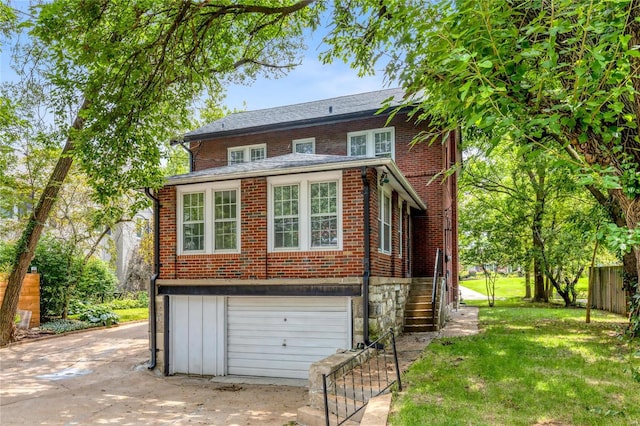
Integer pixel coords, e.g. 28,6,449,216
375,131,392,157
230,150,244,164
274,218,299,248
214,190,237,250
311,216,337,247
295,142,314,154
350,135,367,156
251,147,265,162
274,185,299,248
183,223,204,251
215,221,237,250
310,182,337,247
379,191,391,253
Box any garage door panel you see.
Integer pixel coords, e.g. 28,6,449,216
187,297,203,374
227,296,350,379
226,365,309,380
170,296,224,376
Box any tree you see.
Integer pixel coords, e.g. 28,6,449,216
0,0,320,345
324,0,640,335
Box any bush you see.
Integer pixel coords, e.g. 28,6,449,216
40,319,93,334
32,236,82,320
77,305,119,326
76,257,118,303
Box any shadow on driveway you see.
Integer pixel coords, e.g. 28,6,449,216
0,322,307,425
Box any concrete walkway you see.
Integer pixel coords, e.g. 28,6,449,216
459,285,487,301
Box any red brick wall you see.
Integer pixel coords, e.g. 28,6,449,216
160,170,374,279
177,112,458,280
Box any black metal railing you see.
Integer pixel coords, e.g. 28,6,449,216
432,248,443,325
322,329,402,426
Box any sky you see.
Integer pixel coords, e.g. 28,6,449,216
1,1,392,115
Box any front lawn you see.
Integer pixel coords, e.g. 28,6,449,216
113,307,148,322
390,304,640,425
461,275,589,300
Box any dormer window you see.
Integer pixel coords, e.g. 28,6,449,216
228,144,266,165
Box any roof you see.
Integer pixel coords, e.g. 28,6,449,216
165,153,426,210
183,88,408,142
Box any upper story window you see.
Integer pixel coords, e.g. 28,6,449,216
177,181,241,254
228,144,266,165
293,138,315,154
347,127,395,159
268,171,342,252
378,187,392,254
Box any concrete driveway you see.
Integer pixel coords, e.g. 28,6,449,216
0,322,307,425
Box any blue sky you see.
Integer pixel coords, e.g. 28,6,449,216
1,1,391,114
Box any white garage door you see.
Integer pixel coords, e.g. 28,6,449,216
170,295,225,376
227,297,351,379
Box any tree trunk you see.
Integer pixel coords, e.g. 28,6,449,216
0,100,87,346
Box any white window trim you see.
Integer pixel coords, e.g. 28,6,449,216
292,137,316,154
177,181,241,255
347,127,395,159
398,203,403,259
227,143,266,165
378,185,392,255
267,171,342,252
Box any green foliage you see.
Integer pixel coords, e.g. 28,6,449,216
39,319,93,334
23,0,321,206
0,240,15,273
103,293,148,310
32,235,82,320
77,305,119,326
76,257,118,303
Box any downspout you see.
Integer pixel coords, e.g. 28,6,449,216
144,187,160,370
177,140,194,172
361,167,371,345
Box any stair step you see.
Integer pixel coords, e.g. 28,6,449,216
403,324,438,332
404,316,434,325
408,295,433,304
409,286,433,295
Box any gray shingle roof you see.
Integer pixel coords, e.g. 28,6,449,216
166,153,426,210
167,153,377,184
183,88,407,141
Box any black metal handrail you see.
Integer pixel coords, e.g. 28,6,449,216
432,248,443,325
322,329,402,426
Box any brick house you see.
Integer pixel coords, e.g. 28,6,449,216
148,88,459,379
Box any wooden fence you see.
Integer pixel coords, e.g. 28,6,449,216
589,266,628,316
0,273,40,328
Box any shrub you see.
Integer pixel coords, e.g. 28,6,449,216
77,305,119,326
76,257,118,303
32,235,82,320
40,319,93,334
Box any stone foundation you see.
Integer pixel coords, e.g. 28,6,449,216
352,277,411,344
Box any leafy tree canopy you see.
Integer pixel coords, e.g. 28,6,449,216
27,0,319,203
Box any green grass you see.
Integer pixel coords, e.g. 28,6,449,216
461,275,589,300
69,307,148,323
390,303,640,426
113,307,148,322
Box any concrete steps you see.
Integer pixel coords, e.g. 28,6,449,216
403,277,439,333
